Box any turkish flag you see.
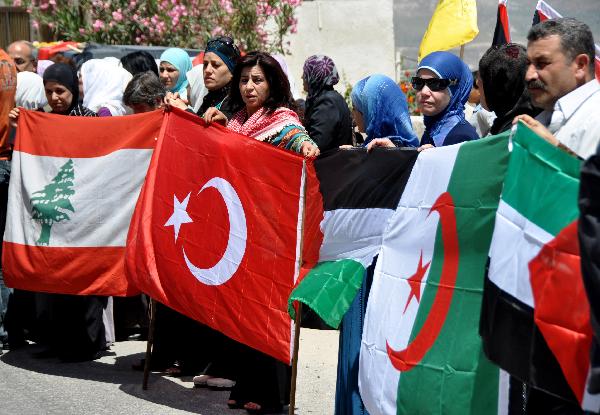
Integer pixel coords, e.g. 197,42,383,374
126,109,322,363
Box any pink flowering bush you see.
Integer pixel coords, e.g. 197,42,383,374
18,0,302,52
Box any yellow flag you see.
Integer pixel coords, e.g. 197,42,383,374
418,0,479,61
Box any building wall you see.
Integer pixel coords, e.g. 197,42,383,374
285,0,395,97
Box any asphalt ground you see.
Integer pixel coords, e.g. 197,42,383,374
0,328,339,415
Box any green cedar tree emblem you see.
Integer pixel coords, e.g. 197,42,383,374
31,159,75,246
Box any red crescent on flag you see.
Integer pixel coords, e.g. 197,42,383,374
386,191,459,372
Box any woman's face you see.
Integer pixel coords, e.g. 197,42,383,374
352,108,365,133
477,73,489,111
159,62,180,90
203,52,232,91
415,68,451,117
239,65,270,115
44,81,73,114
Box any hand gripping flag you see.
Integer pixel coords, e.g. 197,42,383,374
481,122,600,410
3,109,163,296
126,109,321,363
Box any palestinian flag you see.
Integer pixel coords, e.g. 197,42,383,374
481,122,600,410
492,0,511,46
3,109,162,296
289,148,418,328
358,134,510,414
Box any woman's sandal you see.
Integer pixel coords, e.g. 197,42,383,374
244,402,283,414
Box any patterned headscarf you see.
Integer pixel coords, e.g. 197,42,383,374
351,74,419,147
417,51,473,146
159,47,192,95
302,55,339,101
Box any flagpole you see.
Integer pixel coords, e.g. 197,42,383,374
142,298,157,390
459,44,465,60
289,160,308,415
289,303,303,415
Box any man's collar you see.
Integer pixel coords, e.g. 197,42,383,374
554,79,600,119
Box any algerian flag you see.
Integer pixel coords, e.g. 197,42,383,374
481,122,600,410
289,149,419,328
358,134,510,415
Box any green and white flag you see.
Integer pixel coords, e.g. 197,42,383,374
359,134,510,415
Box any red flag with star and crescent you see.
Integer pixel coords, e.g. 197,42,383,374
125,108,322,363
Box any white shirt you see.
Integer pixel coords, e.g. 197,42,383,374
536,79,600,159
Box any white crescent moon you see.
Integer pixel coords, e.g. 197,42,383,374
182,177,247,285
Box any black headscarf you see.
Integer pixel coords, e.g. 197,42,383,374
42,63,80,114
479,43,541,134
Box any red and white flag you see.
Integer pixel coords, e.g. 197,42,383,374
126,109,321,363
3,109,163,296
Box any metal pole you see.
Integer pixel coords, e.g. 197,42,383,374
288,303,303,415
142,298,157,390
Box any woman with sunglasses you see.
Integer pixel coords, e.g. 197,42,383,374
414,51,479,149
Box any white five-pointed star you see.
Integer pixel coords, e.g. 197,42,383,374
164,193,193,242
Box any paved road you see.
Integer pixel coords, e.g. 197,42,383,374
0,328,339,415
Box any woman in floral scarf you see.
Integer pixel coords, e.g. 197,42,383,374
205,51,319,158
205,51,318,413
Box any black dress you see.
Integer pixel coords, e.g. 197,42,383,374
304,87,353,152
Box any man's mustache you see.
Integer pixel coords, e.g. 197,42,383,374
527,80,546,90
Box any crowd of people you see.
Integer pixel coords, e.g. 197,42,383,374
0,15,599,414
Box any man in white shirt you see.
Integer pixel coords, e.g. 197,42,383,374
515,18,600,159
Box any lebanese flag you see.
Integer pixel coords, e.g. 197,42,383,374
3,109,162,296
492,0,511,45
125,109,321,363
532,0,600,81
357,134,511,414
481,122,600,410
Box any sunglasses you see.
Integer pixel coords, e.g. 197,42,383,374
411,77,457,92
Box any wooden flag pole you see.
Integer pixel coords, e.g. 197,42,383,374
459,44,466,60
142,298,157,390
288,160,309,415
288,303,303,415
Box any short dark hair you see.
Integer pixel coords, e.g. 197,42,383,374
121,51,159,76
229,51,294,112
123,71,165,108
528,17,595,74
479,43,528,114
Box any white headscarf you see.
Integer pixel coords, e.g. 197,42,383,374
186,64,208,113
81,57,132,116
16,71,47,110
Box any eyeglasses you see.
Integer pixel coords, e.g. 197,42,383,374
411,77,457,92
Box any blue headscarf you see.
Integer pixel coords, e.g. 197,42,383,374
159,48,192,94
351,74,419,148
417,51,473,147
